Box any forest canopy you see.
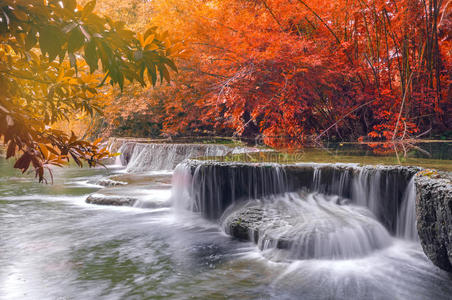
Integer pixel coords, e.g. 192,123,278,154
101,0,451,147
1,0,451,178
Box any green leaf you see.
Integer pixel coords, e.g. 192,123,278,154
158,64,170,83
63,0,77,12
138,63,146,85
68,52,77,75
146,63,157,86
62,22,78,34
39,25,65,61
84,40,98,72
163,57,177,72
25,29,37,50
79,25,91,41
82,0,96,18
68,27,85,53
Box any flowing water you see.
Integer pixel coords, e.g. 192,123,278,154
1,143,452,299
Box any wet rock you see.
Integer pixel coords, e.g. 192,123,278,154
415,172,452,272
223,205,300,252
97,178,127,187
225,207,265,242
222,193,392,260
86,194,137,206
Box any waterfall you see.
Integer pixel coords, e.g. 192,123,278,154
396,178,419,241
171,162,195,212
351,168,381,214
114,143,233,172
222,191,393,260
171,161,420,239
171,160,289,219
312,166,321,191
126,143,232,172
112,143,126,166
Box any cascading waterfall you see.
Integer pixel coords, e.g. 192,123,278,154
171,160,421,260
304,164,415,233
2,143,451,299
171,162,195,212
172,160,288,219
351,168,382,215
127,143,233,172
396,178,419,241
114,142,234,172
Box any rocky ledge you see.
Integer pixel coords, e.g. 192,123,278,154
416,171,452,272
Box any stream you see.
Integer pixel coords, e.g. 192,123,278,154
1,144,452,299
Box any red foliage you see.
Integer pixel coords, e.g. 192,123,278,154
102,0,451,147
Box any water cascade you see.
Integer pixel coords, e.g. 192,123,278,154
114,142,234,172
172,160,289,219
172,160,422,260
222,192,393,260
2,144,451,299
87,141,257,208
396,178,419,241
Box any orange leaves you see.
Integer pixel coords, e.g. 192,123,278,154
97,0,449,148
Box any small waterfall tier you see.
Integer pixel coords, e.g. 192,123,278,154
173,160,419,234
112,142,243,172
171,160,429,261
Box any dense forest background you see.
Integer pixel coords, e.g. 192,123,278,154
87,0,451,147
0,0,451,179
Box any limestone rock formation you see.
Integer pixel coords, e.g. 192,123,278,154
415,172,452,272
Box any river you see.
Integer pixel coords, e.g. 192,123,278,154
0,153,451,299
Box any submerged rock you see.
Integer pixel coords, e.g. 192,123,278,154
415,172,452,272
86,194,137,206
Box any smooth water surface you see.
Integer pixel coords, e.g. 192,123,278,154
0,158,451,299
210,141,452,171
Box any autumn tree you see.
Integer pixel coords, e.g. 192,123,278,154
101,0,450,148
0,0,176,181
